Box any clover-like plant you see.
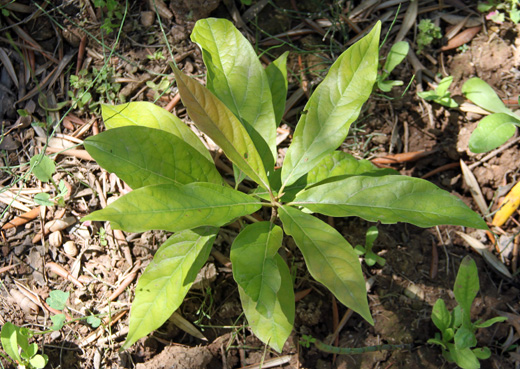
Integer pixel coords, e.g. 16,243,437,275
418,76,458,108
428,256,507,369
82,18,486,351
0,322,48,369
462,77,520,153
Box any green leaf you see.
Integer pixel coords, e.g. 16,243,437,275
34,193,54,207
462,77,511,115
454,326,477,350
365,226,378,248
239,254,294,353
1,322,22,363
377,79,403,92
191,18,276,171
431,299,451,333
123,227,217,350
82,182,261,233
101,102,212,161
474,316,507,328
278,205,372,324
383,41,409,76
231,222,283,317
427,337,446,348
87,315,102,328
275,151,393,203
450,345,480,369
46,290,69,310
22,342,38,359
454,256,479,324
29,354,48,369
469,113,518,153
30,154,55,183
281,21,381,187
84,126,223,188
473,347,491,360
173,66,270,189
291,175,488,229
50,314,66,331
266,51,289,125
436,76,454,97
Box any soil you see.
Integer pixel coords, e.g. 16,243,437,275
1,1,520,369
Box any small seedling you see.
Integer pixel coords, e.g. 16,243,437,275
479,0,520,24
146,50,165,61
301,334,410,354
82,18,486,352
428,256,507,369
93,0,125,34
417,19,442,54
354,226,386,267
0,322,48,369
462,77,520,153
30,154,68,207
377,41,410,92
418,76,458,108
46,290,70,330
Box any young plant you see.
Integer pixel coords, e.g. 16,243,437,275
30,154,68,207
354,226,386,267
428,256,507,369
377,41,410,92
462,77,520,153
478,0,520,24
417,19,442,54
0,322,48,369
417,76,458,108
81,18,486,352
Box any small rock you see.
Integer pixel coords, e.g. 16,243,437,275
49,231,63,248
141,11,155,27
63,240,78,257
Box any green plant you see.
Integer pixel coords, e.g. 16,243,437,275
92,0,124,34
69,66,122,110
354,226,386,267
146,78,171,100
301,334,410,354
462,77,520,153
377,41,410,92
30,154,68,207
81,18,486,352
418,76,458,108
0,322,48,369
417,19,442,54
428,256,507,369
46,290,70,330
146,50,165,61
479,0,520,24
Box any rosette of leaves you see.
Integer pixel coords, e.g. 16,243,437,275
82,18,487,351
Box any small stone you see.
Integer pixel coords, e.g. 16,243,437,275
141,11,155,27
63,240,78,257
49,231,63,248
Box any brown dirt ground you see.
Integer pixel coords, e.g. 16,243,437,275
1,1,520,368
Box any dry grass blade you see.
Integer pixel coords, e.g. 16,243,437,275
0,47,19,88
394,0,417,43
460,159,489,216
456,231,512,279
169,311,207,341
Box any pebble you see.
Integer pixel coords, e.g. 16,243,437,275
63,240,78,257
49,231,63,248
